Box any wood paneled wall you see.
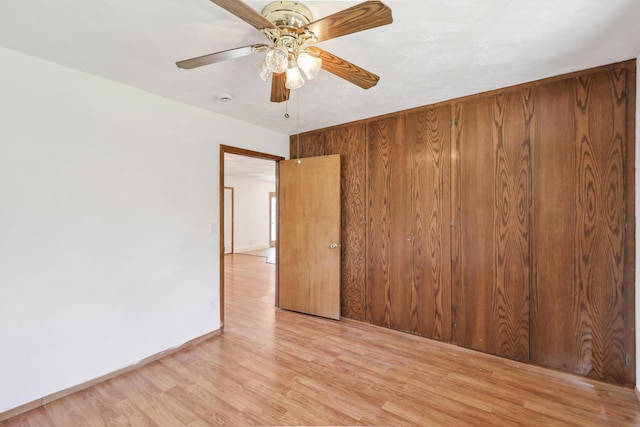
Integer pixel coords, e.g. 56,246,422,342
289,60,636,385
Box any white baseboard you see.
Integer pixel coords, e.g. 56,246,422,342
236,245,270,253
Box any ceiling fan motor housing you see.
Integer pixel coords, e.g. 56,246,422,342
261,1,313,30
260,1,318,63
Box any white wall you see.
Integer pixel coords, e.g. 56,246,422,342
225,175,275,252
0,47,289,413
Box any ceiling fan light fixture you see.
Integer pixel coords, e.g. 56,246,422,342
254,59,272,82
265,46,289,74
177,0,393,102
285,66,305,90
297,51,322,80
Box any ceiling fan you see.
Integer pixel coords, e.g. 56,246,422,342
176,0,393,103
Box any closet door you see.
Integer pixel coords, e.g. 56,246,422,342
404,106,452,340
530,68,630,383
367,114,411,331
452,92,532,362
367,106,451,341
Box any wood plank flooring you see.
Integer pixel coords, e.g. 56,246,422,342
3,253,640,426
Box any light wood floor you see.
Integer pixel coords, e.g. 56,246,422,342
3,253,640,426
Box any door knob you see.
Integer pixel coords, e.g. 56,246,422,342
329,243,341,249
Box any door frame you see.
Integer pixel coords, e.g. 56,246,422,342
219,145,284,331
223,186,234,254
269,192,276,247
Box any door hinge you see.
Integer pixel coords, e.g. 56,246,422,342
625,221,629,231
450,119,458,126
450,220,456,228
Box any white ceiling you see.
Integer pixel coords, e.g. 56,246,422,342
225,152,276,182
1,0,639,135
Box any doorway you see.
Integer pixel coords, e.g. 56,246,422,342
219,145,284,330
269,192,276,247
223,187,234,255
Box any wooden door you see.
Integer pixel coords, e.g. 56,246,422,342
404,106,452,341
366,106,452,341
452,92,531,362
367,115,412,331
278,154,341,320
530,68,630,383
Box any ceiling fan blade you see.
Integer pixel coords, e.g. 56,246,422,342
176,44,268,69
210,0,276,31
314,48,380,89
299,0,392,42
271,72,290,103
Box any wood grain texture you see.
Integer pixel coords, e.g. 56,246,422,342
622,63,636,385
452,96,497,354
573,68,627,383
270,72,289,103
291,124,368,321
388,115,413,333
301,0,392,43
450,104,461,347
491,90,532,362
453,91,531,362
279,155,341,319
405,106,452,341
366,107,451,341
452,61,634,381
530,79,579,372
531,67,632,384
366,115,406,329
290,132,326,159
286,60,635,384
323,124,367,320
315,48,380,89
4,253,640,426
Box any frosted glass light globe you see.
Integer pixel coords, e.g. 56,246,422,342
265,46,289,74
